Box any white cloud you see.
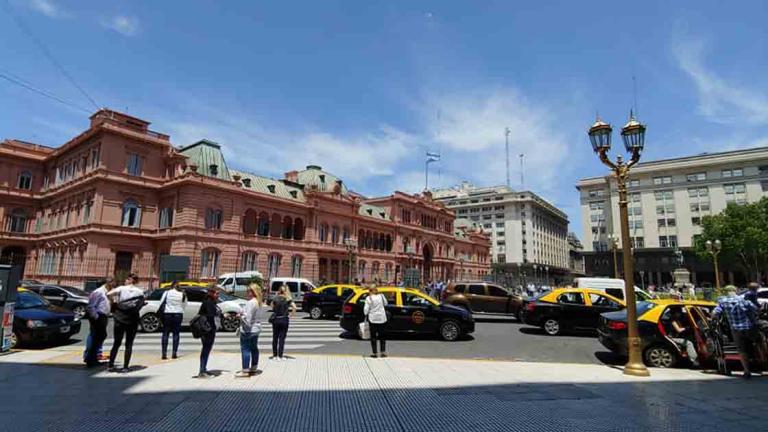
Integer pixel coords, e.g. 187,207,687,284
28,0,66,18
673,37,768,124
100,15,140,36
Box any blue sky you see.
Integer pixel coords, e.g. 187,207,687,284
3,1,768,234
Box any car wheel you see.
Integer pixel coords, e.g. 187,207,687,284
543,319,561,336
72,305,86,320
140,313,161,333
439,320,461,342
221,313,239,332
9,331,18,349
309,306,323,320
644,345,677,368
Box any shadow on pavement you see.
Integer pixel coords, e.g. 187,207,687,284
518,327,598,339
338,331,474,342
0,359,765,432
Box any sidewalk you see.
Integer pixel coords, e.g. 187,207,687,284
0,349,765,432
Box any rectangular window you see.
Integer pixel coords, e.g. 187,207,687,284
657,219,666,227
126,153,143,176
201,250,220,278
629,179,640,187
653,176,672,185
692,217,701,226
659,236,668,248
686,172,706,182
291,256,302,277
90,147,100,169
496,222,504,227
240,251,258,271
667,218,676,227
159,207,174,228
669,235,678,247
690,203,699,212
632,237,644,248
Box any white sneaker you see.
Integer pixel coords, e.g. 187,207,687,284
279,357,285,362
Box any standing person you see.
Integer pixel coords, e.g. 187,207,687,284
197,287,219,378
106,274,145,372
236,284,262,377
364,285,388,358
744,282,760,308
270,284,295,361
712,285,759,379
160,281,187,360
84,277,115,367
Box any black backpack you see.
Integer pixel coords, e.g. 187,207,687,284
190,315,212,338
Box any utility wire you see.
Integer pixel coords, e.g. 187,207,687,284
1,0,100,110
0,71,91,113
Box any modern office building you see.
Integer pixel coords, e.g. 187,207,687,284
0,109,491,288
432,182,570,284
576,146,768,286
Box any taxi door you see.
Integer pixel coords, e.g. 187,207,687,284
389,291,439,334
586,293,624,328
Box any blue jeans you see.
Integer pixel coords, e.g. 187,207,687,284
199,332,215,374
161,313,183,357
83,333,103,362
240,332,260,370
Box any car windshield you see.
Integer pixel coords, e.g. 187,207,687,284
16,291,50,309
216,289,239,302
216,278,227,285
59,285,89,297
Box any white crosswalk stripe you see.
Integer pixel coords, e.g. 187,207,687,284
81,319,347,353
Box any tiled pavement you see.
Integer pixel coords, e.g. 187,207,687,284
0,350,765,432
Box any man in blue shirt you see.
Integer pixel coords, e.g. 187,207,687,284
743,282,760,308
712,286,758,379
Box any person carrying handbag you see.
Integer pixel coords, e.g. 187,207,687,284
236,283,263,377
159,281,187,360
364,285,388,358
196,287,220,378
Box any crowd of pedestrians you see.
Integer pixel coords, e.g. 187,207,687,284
83,276,304,379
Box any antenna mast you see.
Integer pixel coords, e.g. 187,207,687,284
519,153,525,189
505,127,511,187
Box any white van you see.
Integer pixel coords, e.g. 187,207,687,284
267,277,316,304
217,271,264,296
573,277,654,301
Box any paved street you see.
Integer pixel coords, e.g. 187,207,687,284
0,349,765,432
53,311,610,364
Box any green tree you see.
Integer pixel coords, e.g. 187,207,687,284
693,197,768,282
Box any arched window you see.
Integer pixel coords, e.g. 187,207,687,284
384,263,392,282
342,226,350,242
358,260,366,281
371,262,380,281
319,224,328,242
201,248,220,278
240,251,258,271
331,225,339,243
291,255,303,277
378,233,386,251
8,208,28,233
267,254,281,278
205,207,223,230
121,199,141,227
293,218,304,241
257,211,270,236
242,209,257,235
385,234,393,252
270,214,282,237
282,216,293,239
365,231,373,249
17,170,32,190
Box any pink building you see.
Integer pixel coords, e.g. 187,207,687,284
0,109,490,287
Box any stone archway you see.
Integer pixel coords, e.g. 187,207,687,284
422,242,434,283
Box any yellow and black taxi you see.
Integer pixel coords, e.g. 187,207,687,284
158,280,210,289
301,284,362,319
11,287,82,348
340,287,474,341
597,299,716,368
520,288,625,336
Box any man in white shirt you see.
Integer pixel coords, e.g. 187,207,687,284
160,281,187,360
84,277,115,367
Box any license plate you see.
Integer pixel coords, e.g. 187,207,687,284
60,326,70,333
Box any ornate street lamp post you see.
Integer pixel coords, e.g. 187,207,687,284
588,111,650,377
344,238,357,283
705,239,722,290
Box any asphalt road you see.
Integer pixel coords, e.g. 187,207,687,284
36,311,616,365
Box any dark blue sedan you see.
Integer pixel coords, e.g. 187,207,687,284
11,288,82,348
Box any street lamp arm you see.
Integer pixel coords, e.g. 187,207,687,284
626,148,642,169
597,149,617,170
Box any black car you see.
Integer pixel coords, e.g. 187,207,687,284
21,284,90,320
340,287,474,341
301,284,359,319
520,288,624,336
12,289,82,348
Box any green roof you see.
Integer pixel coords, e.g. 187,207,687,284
358,203,389,220
179,140,231,180
296,165,349,194
231,169,305,202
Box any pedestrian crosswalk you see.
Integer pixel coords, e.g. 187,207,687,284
66,319,346,353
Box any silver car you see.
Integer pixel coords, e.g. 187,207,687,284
139,287,246,333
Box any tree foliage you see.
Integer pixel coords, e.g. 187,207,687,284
693,197,768,280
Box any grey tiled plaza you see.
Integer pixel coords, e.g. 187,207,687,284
0,349,765,432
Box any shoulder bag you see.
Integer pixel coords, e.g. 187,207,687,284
190,314,213,338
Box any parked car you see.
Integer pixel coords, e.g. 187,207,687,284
340,287,474,342
216,271,263,296
521,288,625,335
266,277,316,304
139,286,246,333
21,284,90,320
301,284,361,319
442,281,523,319
757,287,768,306
11,288,82,348
598,299,716,368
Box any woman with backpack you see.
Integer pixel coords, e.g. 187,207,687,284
236,284,263,377
106,274,146,372
196,287,219,378
159,280,187,360
270,284,295,361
